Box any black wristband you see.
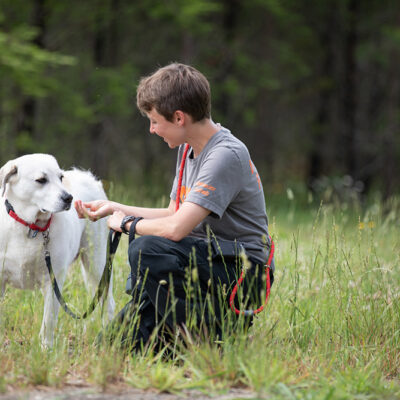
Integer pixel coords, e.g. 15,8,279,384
120,215,135,235
128,216,144,244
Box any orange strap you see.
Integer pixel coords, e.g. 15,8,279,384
229,238,274,316
175,143,190,212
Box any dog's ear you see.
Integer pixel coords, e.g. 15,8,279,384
0,161,18,197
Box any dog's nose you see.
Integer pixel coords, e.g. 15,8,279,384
61,191,73,204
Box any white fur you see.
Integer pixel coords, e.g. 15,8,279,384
0,154,115,347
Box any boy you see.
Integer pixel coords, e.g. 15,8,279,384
75,63,274,351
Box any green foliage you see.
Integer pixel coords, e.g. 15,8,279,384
15,130,36,153
0,0,399,195
88,65,138,118
145,0,221,32
0,23,75,97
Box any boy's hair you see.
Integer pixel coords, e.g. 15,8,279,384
137,63,211,122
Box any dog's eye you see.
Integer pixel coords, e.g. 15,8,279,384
59,174,64,182
36,177,47,184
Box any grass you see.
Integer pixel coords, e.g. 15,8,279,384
1,186,399,399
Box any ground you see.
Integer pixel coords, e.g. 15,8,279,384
0,387,259,400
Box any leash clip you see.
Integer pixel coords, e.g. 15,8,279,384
42,230,50,249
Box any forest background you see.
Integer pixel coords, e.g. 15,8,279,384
1,0,399,199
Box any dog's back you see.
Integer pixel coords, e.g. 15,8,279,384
62,169,106,203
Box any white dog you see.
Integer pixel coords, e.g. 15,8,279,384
0,154,115,347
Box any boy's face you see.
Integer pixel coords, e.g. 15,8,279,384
146,109,185,149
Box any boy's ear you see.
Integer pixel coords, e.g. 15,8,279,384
174,110,185,125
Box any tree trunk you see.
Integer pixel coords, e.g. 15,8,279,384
90,0,120,177
215,0,239,117
342,0,359,179
16,0,46,156
382,47,400,200
308,10,335,190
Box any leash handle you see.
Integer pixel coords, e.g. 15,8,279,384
45,229,121,319
108,229,122,255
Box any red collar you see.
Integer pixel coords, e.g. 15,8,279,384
5,199,52,232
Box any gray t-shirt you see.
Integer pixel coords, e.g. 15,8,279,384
170,127,271,265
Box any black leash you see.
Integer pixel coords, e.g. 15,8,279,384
43,229,121,319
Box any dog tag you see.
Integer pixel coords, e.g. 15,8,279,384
27,228,39,239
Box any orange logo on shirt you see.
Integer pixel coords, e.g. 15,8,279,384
179,186,191,203
194,181,215,197
195,181,216,191
195,188,210,196
179,182,215,205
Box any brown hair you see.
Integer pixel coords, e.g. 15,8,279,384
136,63,211,122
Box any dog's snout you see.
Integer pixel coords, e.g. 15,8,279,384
61,191,73,204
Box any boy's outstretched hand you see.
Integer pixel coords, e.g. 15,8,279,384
74,199,114,221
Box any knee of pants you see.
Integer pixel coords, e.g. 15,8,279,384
128,235,175,272
128,235,155,267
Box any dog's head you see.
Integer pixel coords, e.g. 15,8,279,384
0,154,73,214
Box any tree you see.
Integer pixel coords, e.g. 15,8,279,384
0,4,75,161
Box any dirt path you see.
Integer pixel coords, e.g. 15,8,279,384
0,387,262,400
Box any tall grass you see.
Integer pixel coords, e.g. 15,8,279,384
0,188,399,399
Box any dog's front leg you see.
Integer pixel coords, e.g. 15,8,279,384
0,264,5,299
0,279,5,299
40,278,62,348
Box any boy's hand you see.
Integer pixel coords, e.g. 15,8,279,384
74,200,114,221
107,211,126,232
